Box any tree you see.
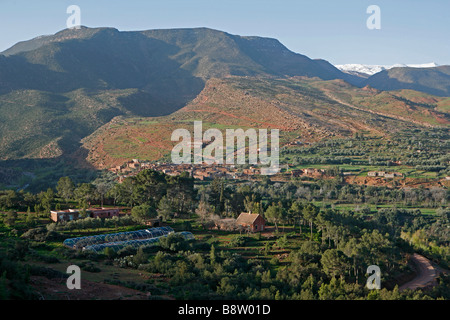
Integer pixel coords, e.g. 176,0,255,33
158,196,176,221
56,177,75,204
210,244,216,264
288,201,303,234
74,183,98,208
79,206,88,219
318,276,362,300
316,210,331,245
103,247,117,260
166,173,195,216
208,178,226,216
132,170,167,206
321,249,350,279
244,194,262,214
264,241,270,256
39,188,55,214
358,230,392,270
4,210,18,227
303,203,319,240
92,172,117,207
275,234,288,249
95,182,110,207
195,199,212,223
159,233,189,252
112,178,135,207
107,183,121,206
25,206,37,227
132,247,149,265
131,204,157,223
265,203,284,232
23,192,36,208
0,190,18,209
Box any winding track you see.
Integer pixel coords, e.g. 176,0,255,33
399,254,441,291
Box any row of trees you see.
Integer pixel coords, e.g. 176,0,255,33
1,165,447,225
283,128,449,176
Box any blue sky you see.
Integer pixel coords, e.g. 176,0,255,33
0,0,449,65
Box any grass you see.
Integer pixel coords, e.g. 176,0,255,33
331,203,439,215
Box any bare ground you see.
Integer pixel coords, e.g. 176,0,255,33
30,276,151,300
399,254,446,291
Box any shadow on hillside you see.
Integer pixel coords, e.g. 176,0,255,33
0,148,98,193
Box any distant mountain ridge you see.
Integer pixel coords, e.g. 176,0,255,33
0,26,365,107
0,26,359,160
1,26,356,81
364,65,450,97
336,62,450,97
336,62,439,77
0,26,448,162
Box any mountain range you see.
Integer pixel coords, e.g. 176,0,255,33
81,76,449,169
336,63,439,77
0,26,448,166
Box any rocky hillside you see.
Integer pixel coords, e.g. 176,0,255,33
0,27,360,160
81,76,449,169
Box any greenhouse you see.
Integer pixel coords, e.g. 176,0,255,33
82,231,195,253
63,226,174,249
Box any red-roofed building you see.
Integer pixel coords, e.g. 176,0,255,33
236,212,266,232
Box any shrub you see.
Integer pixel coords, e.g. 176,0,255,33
159,233,189,252
21,227,62,242
36,254,60,264
116,245,137,258
132,247,149,265
228,235,246,247
79,262,101,273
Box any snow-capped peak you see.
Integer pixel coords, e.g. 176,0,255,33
335,62,439,77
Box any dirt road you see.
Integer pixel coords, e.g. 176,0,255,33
399,254,439,291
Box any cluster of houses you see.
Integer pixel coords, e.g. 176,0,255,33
290,168,326,178
109,159,265,182
367,171,403,178
109,159,153,175
286,140,310,147
108,159,409,185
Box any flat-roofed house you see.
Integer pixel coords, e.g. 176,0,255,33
50,210,80,222
236,212,266,232
128,162,140,169
87,208,120,219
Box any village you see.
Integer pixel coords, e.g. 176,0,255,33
108,159,407,183
109,159,262,182
108,158,333,182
